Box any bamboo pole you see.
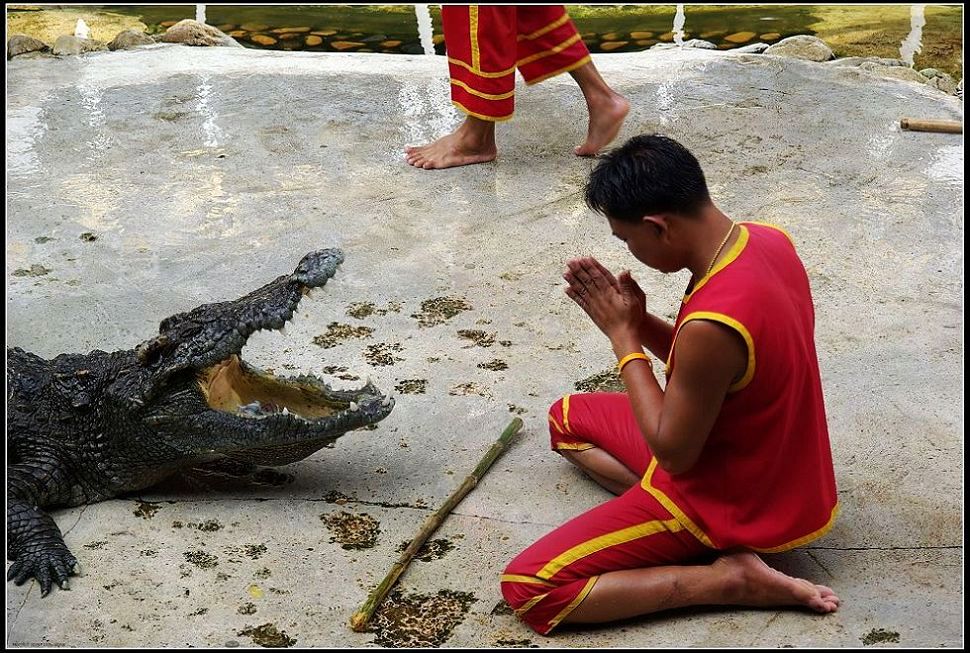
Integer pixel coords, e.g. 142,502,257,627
349,417,524,632
900,117,963,134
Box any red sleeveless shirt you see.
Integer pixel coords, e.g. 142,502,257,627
641,222,839,552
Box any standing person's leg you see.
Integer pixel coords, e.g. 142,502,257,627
405,5,515,169
514,6,629,156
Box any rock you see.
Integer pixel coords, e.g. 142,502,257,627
271,27,311,34
760,33,781,41
108,29,155,51
700,30,726,39
827,56,905,67
331,41,365,51
311,30,337,36
52,35,107,56
658,32,675,42
858,62,928,85
928,74,958,95
733,42,770,54
228,30,248,38
725,31,757,44
7,34,49,59
630,31,653,40
160,20,239,47
919,68,943,79
682,39,717,50
432,34,445,45
380,40,402,48
250,34,277,46
635,39,657,47
240,23,270,32
400,43,424,54
361,34,387,43
278,33,302,41
600,41,628,51
216,24,237,32
305,35,323,47
764,35,834,62
159,20,180,28
602,32,621,41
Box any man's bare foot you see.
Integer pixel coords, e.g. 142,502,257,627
405,117,497,170
575,92,630,157
715,552,841,613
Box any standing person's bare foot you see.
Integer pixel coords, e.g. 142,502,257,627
715,552,841,613
575,92,630,157
405,116,498,170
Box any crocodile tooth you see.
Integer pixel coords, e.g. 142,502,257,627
349,401,359,411
381,396,392,407
282,407,289,415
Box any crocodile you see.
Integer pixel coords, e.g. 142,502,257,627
6,249,394,596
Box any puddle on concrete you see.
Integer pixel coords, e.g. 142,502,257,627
133,500,162,519
183,550,219,569
321,511,381,550
368,589,477,648
457,329,496,348
478,359,508,372
395,378,428,394
862,628,901,645
237,623,297,648
396,537,455,562
312,322,374,348
574,368,625,393
411,297,472,328
364,342,404,366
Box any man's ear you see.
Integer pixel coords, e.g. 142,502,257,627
641,214,670,239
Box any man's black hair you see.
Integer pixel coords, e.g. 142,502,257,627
584,134,711,222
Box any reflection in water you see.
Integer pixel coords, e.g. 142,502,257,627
414,4,435,56
673,4,686,46
77,76,111,160
924,145,963,184
899,4,926,67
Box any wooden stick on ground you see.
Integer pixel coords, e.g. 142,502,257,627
900,117,963,134
349,417,524,632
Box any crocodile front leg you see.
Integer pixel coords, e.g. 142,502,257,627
7,461,80,596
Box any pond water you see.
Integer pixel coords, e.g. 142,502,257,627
6,4,963,78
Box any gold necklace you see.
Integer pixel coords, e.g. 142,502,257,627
705,222,736,277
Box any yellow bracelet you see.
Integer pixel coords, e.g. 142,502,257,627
617,352,651,373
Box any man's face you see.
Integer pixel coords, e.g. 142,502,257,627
608,215,680,273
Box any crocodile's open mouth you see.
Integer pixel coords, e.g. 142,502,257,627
198,354,391,425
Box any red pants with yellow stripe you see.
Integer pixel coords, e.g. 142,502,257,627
501,393,710,635
443,5,592,121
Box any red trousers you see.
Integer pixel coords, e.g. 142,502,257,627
442,5,592,121
501,393,711,635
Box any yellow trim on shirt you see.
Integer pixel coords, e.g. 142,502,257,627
516,33,582,67
561,394,573,434
546,576,599,632
750,502,840,553
514,591,550,616
536,517,684,580
554,442,595,451
517,13,570,41
746,220,796,248
674,311,756,392
683,224,749,303
450,78,515,100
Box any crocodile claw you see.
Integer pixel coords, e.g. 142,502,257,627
7,543,79,595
